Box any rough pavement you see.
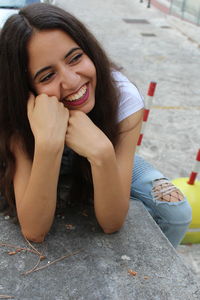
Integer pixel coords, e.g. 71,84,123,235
55,0,200,281
1,201,200,299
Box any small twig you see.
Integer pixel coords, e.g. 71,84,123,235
1,242,82,276
25,249,83,275
0,243,41,256
21,238,47,274
24,237,44,257
21,256,41,275
0,295,14,299
1,241,46,276
0,243,20,249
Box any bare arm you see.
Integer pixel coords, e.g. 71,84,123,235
65,109,143,233
90,110,143,232
13,94,69,242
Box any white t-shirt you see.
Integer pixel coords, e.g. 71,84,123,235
112,71,144,123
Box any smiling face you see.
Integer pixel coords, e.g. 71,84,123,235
28,29,97,113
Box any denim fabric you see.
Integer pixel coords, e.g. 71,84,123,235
131,155,192,248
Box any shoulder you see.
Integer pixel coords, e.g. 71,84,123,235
112,70,142,99
111,70,144,122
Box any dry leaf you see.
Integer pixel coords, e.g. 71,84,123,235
40,255,46,260
8,251,17,255
128,269,137,276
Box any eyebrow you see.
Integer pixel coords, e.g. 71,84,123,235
33,47,81,80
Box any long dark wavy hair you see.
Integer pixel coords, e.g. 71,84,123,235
0,3,120,215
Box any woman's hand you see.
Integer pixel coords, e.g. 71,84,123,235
27,93,69,149
65,110,111,161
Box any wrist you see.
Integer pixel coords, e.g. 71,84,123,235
35,138,64,155
88,140,115,167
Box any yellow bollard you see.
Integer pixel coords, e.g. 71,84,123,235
172,177,200,244
172,149,200,244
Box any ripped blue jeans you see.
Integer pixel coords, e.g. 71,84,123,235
131,155,192,248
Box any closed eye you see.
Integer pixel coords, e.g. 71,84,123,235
40,72,55,83
69,53,83,64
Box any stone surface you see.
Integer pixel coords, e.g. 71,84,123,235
0,201,200,300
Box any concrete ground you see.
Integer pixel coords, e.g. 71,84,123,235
1,201,200,299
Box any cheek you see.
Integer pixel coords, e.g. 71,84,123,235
92,67,97,86
89,63,97,88
84,58,96,83
34,83,59,97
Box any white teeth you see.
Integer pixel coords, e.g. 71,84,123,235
66,85,87,101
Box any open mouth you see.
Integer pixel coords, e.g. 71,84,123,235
62,84,89,107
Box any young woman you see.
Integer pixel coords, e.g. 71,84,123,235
0,3,192,247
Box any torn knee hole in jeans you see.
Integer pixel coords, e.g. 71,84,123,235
152,178,184,202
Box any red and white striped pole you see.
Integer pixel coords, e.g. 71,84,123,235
187,149,200,185
137,81,157,148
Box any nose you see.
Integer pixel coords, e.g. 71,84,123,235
60,66,80,92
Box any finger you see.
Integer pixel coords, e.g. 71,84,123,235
48,95,59,102
64,106,70,118
69,110,75,117
27,93,35,114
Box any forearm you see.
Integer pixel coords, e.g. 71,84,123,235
89,142,129,233
16,144,63,242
